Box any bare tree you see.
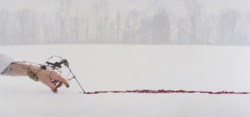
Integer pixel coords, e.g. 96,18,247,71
150,9,170,44
55,0,72,43
0,10,9,45
218,10,240,45
185,0,201,44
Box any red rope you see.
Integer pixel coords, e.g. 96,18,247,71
81,89,250,94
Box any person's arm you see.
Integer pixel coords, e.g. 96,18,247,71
3,61,69,93
8,62,33,76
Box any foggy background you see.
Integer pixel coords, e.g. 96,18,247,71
0,0,250,45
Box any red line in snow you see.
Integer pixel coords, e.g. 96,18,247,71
80,89,250,94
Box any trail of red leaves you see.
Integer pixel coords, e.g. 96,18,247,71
82,89,250,94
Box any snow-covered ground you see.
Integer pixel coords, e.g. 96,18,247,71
1,44,250,117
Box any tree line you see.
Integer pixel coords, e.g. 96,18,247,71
0,0,250,45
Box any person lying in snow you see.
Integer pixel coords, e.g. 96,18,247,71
0,53,69,93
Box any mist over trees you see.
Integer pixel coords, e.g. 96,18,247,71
0,0,250,45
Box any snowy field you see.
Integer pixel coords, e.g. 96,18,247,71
1,44,250,117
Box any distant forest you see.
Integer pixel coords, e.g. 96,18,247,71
0,0,250,45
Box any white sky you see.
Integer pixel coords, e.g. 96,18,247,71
0,0,250,16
